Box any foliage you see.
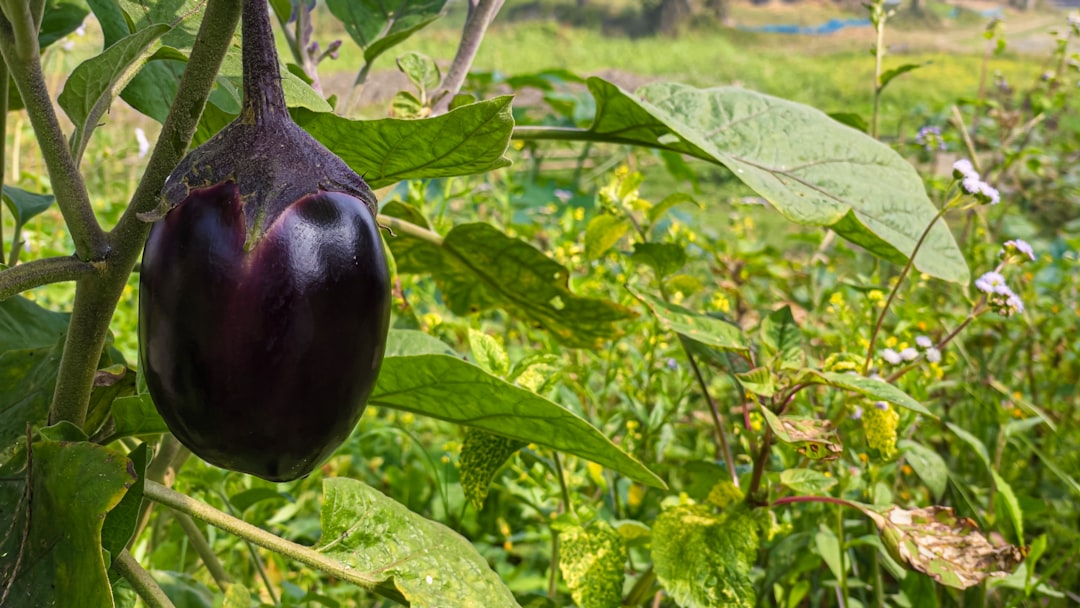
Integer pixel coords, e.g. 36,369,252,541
2,0,1078,607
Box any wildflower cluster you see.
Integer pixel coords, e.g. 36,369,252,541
975,270,1024,317
863,401,899,459
915,125,946,152
952,159,1000,205
880,334,940,366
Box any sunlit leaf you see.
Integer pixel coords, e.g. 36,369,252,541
371,354,664,488
325,0,448,68
292,97,513,189
558,521,627,608
798,370,934,417
318,477,518,607
760,306,804,370
584,213,631,260
459,429,524,510
653,505,757,607
779,468,837,494
898,440,947,501
628,286,748,352
580,78,968,283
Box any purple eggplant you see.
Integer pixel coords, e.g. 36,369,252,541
138,0,389,481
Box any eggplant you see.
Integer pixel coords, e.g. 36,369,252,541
138,0,389,481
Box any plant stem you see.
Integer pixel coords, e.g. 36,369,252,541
49,0,242,428
552,451,574,514
0,55,7,264
770,495,856,509
863,203,952,375
0,255,97,300
241,0,287,120
174,511,233,591
837,504,850,607
144,481,380,588
680,336,739,488
433,0,505,114
0,6,108,261
113,550,176,608
870,1,887,140
748,426,772,497
377,213,444,245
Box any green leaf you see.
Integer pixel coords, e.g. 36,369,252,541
990,470,1024,544
760,306,804,370
458,428,525,510
798,370,934,417
0,342,63,458
101,442,147,562
879,63,927,91
779,468,837,494
734,367,775,398
630,242,687,278
397,51,441,93
558,521,627,608
229,488,288,513
39,0,90,48
759,407,842,461
827,112,868,133
326,0,448,68
945,422,990,469
584,214,631,260
59,24,172,161
647,192,701,224
371,354,664,488
109,394,169,440
628,286,748,352
385,329,456,357
1,186,56,227
467,329,510,377
222,583,252,608
0,441,135,607
653,505,758,608
387,220,634,348
583,78,968,283
318,477,518,607
898,440,947,501
858,504,1024,589
292,97,514,189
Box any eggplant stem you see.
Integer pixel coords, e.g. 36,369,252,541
241,0,287,119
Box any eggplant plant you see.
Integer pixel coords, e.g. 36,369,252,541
0,0,1044,606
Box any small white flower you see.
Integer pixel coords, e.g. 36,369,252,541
851,406,863,420
135,127,150,159
874,401,889,410
881,348,902,365
915,335,933,348
975,271,1006,294
953,159,977,179
900,347,919,361
978,182,1001,205
1003,239,1035,261
553,189,572,203
1005,293,1025,315
961,175,982,195
925,347,941,363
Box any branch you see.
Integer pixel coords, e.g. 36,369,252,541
0,5,108,260
113,550,176,608
0,256,97,301
431,0,505,114
144,481,381,589
174,511,233,590
377,213,444,245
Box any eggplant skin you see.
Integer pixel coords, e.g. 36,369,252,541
139,181,390,482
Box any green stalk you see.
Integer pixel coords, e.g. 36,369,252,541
113,550,176,608
0,255,96,300
48,0,242,427
862,202,954,375
432,0,505,114
174,512,233,590
144,481,380,588
0,4,108,261
0,55,7,264
870,1,887,140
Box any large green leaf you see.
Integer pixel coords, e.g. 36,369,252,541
0,296,68,352
760,305,805,370
59,24,173,161
318,477,519,608
1,186,55,228
291,97,513,189
325,0,447,68
0,342,63,462
371,354,664,488
0,441,135,607
578,78,968,283
385,214,633,348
